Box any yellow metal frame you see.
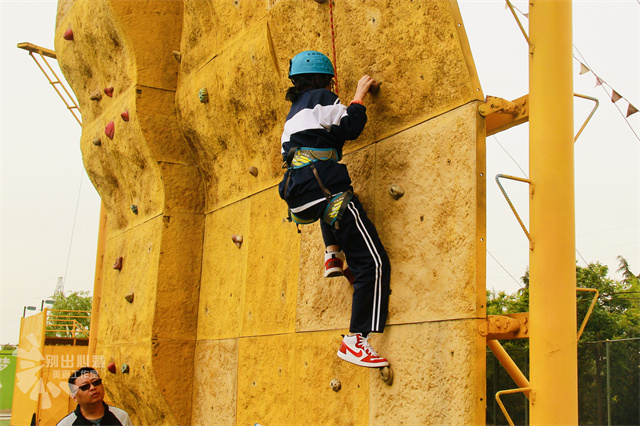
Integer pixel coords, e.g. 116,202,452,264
495,174,533,247
45,309,91,346
529,0,578,423
485,94,529,136
496,387,533,426
479,313,529,340
89,203,108,359
16,42,82,126
487,340,530,395
576,287,599,340
505,0,530,47
485,93,597,140
573,94,599,143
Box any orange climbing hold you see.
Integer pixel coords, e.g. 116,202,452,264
121,111,129,122
104,87,114,97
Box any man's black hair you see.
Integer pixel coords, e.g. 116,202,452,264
68,366,99,388
286,73,333,103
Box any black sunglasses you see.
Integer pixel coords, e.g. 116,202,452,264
77,378,102,392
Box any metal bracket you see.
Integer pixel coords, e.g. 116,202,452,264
483,93,597,139
505,0,531,46
576,287,599,340
496,387,534,426
573,93,599,143
478,313,529,340
478,96,518,116
482,95,529,136
495,174,534,249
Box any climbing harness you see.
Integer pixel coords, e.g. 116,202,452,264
322,190,353,227
289,148,339,168
283,147,352,229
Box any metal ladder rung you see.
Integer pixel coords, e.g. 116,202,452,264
17,42,82,126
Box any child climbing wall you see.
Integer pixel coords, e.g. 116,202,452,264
279,50,391,368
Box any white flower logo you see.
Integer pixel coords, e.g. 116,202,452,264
15,333,72,408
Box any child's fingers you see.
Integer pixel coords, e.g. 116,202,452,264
359,75,374,87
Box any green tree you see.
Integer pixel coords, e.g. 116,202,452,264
46,290,92,338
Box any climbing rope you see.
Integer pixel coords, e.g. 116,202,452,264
329,0,339,97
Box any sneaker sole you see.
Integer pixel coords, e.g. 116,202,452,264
324,269,344,278
337,350,389,368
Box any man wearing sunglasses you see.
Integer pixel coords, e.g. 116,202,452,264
57,367,133,426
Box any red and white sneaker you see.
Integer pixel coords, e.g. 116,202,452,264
337,333,389,367
324,251,345,278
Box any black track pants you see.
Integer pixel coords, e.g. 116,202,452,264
320,195,390,335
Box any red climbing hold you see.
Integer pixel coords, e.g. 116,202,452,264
63,28,74,41
104,87,114,97
121,111,129,122
105,121,115,140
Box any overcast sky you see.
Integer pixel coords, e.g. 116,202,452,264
1,0,638,345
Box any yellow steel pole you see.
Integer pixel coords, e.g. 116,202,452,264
89,202,107,360
529,0,578,424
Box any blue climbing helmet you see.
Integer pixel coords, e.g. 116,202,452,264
289,50,334,78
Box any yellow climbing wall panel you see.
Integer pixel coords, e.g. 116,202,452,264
54,0,485,424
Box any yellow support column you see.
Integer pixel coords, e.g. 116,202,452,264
88,202,107,360
529,0,578,424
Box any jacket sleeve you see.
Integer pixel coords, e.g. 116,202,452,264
328,102,368,141
311,90,368,141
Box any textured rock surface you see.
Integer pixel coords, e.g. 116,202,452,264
55,0,486,424
370,321,482,425
235,332,370,426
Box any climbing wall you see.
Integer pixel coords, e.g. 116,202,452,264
54,0,486,424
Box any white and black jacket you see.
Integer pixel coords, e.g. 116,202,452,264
279,88,367,209
56,403,133,426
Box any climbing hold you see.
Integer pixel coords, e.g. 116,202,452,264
105,121,115,140
107,362,116,374
172,51,182,63
330,379,341,392
130,205,138,214
198,87,209,103
124,292,134,303
63,28,74,41
389,184,405,200
313,0,328,3
121,364,130,374
121,111,129,122
380,366,394,385
369,81,381,95
104,87,114,97
249,166,258,177
90,90,102,101
113,256,123,270
92,138,101,146
231,234,243,248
